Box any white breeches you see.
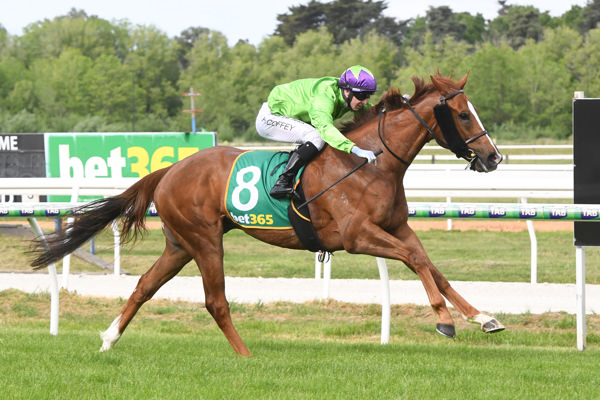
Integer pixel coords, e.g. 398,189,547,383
255,102,326,150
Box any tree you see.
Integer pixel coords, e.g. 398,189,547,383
325,0,388,44
455,12,487,45
580,0,600,34
85,54,131,121
175,26,211,69
0,57,29,111
16,8,130,66
124,26,181,118
425,6,466,43
274,0,404,46
403,16,427,49
517,37,573,132
488,5,543,49
569,26,600,98
462,42,525,126
26,48,92,118
0,24,8,56
559,6,584,31
179,30,235,137
371,16,410,47
396,32,470,91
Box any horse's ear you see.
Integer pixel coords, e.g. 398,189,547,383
457,72,470,89
430,74,442,92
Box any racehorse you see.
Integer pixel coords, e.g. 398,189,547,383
31,73,504,356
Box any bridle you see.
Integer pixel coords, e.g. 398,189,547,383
377,89,490,169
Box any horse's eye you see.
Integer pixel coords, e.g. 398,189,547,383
458,112,470,121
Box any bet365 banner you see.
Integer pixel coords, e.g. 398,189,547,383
45,132,216,201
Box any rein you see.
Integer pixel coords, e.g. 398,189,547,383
297,148,383,210
296,108,391,209
377,109,410,166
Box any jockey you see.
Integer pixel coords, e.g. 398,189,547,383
255,65,379,199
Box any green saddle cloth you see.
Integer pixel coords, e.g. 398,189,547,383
225,150,304,229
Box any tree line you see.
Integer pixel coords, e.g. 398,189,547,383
1,0,600,143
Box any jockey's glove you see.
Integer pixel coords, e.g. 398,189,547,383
351,146,377,165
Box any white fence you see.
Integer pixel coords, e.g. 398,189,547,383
0,178,137,285
240,144,574,164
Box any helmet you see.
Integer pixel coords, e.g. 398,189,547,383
338,65,378,92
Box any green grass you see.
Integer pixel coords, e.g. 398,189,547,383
1,290,599,399
3,224,599,284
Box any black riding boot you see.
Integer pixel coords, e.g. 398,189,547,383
270,142,319,199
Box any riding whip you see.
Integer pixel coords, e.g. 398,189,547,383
297,149,383,210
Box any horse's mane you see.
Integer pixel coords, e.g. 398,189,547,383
340,74,456,134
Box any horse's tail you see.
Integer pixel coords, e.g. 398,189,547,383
30,166,172,269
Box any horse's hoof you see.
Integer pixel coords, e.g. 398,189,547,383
436,323,456,338
482,319,505,333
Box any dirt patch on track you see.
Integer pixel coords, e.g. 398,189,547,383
408,219,573,232
2,219,573,233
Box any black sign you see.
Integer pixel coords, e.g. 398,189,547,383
0,134,45,177
573,99,600,246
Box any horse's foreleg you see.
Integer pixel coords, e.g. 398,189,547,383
401,249,457,337
345,222,456,336
428,267,505,334
100,239,192,352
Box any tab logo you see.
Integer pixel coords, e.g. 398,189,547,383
519,207,537,218
45,208,61,216
20,207,34,216
459,206,476,217
489,206,506,218
429,206,446,217
148,203,158,216
581,208,599,219
549,207,567,219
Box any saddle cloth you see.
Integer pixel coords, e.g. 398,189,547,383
224,150,329,252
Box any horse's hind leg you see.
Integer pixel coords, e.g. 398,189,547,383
193,248,251,357
164,221,251,356
100,237,192,352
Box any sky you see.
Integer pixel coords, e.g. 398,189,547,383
0,0,591,46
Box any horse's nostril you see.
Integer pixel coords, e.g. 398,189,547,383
489,153,502,166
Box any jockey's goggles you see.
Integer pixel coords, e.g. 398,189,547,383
353,91,374,101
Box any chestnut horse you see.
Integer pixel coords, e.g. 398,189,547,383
31,73,504,356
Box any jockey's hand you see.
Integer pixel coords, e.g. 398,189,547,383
351,146,377,165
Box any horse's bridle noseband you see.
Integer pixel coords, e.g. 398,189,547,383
378,89,490,169
438,89,489,147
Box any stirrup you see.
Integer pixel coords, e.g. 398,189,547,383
270,172,294,198
269,184,292,197
270,185,300,200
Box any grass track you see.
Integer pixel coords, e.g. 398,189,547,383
1,291,599,399
3,329,599,400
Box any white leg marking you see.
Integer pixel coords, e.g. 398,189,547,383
465,313,494,326
99,314,122,352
